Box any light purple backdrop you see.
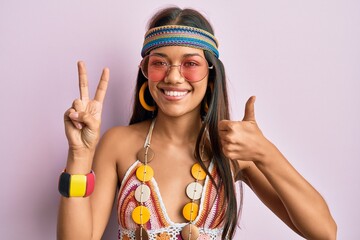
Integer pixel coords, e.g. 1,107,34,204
1,1,359,239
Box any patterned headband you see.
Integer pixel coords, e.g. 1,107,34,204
141,25,219,58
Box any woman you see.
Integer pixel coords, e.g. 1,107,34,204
57,7,337,240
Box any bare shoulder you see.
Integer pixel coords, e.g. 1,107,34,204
101,121,151,145
97,120,152,178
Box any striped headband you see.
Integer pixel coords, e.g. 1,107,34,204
141,25,219,58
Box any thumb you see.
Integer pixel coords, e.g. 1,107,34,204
242,96,256,121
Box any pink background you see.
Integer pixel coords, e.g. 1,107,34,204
1,1,359,239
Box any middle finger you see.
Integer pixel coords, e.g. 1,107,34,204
94,67,110,104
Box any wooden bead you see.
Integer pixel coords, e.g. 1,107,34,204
135,227,149,240
137,147,155,164
181,224,200,240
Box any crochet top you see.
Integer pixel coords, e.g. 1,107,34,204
117,122,231,240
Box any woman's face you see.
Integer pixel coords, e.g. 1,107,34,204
147,46,209,118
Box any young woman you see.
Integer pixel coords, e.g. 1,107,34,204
57,7,337,240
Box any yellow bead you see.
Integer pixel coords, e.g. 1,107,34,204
132,206,150,225
191,163,206,180
182,202,199,221
136,165,154,182
69,174,87,197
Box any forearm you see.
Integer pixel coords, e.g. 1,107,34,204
255,144,337,239
57,150,95,240
57,197,93,240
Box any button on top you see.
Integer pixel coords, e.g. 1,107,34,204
137,147,155,164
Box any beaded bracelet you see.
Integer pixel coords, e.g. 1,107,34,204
58,170,95,198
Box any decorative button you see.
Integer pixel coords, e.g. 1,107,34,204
137,147,155,164
186,182,203,200
136,165,154,182
191,163,206,180
135,227,149,240
181,224,200,240
132,206,150,225
182,202,199,221
135,184,151,203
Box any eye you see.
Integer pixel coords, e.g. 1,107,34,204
182,61,200,68
154,61,167,66
149,59,168,67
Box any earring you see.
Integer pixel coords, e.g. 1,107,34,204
139,82,156,111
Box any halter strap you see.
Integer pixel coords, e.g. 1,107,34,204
144,118,156,147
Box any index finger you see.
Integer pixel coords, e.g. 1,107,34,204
77,61,90,103
218,120,231,132
94,67,110,103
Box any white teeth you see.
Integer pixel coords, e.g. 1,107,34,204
164,90,187,97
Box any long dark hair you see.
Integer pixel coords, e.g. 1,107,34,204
129,7,243,239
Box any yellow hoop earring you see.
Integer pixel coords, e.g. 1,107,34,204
139,82,156,111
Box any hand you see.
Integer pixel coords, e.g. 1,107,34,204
64,61,109,153
219,96,272,163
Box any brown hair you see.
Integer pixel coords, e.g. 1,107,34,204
129,7,243,239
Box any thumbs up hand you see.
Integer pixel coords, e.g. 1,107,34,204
219,96,273,163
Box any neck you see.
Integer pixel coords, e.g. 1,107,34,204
153,111,203,145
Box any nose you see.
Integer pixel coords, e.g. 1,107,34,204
164,65,184,84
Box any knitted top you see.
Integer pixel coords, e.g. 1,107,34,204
116,124,230,240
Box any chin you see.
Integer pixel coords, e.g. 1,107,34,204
157,105,201,118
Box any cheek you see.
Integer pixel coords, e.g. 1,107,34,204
193,80,208,98
147,82,158,98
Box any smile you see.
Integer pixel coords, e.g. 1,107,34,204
164,90,188,97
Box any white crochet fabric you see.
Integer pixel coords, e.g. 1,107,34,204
118,225,223,239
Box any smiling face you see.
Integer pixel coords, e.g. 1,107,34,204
147,46,209,118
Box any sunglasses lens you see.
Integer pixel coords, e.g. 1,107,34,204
181,56,209,82
140,55,211,82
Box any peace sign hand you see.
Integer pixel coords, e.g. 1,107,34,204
64,61,109,153
219,96,273,163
